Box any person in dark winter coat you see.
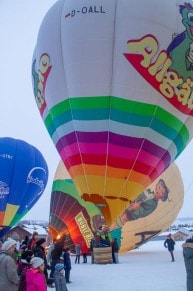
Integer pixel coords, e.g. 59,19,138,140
54,263,68,291
90,236,96,264
33,237,51,286
111,238,119,264
182,237,193,291
63,248,72,283
164,233,175,262
21,235,30,249
18,250,33,291
48,235,66,284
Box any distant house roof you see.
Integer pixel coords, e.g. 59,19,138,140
22,224,48,236
173,228,191,236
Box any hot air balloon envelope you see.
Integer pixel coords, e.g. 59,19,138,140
33,0,193,224
0,137,48,237
49,162,106,249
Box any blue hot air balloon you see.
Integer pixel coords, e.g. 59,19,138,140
0,137,48,237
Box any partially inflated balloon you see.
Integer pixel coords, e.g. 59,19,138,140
32,0,193,224
0,137,48,237
110,163,184,252
49,162,107,250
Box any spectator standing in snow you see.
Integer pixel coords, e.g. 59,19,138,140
90,236,96,264
182,237,193,291
164,233,175,262
26,257,46,291
0,239,19,290
54,263,68,291
63,248,72,284
81,242,88,263
48,234,66,285
74,244,81,264
111,238,119,264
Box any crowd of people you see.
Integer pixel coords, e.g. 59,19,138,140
2,229,193,290
0,228,121,290
0,231,69,291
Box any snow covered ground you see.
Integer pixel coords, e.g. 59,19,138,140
48,240,187,291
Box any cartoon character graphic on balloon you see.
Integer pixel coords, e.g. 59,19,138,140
125,2,193,114
167,3,193,77
112,179,170,228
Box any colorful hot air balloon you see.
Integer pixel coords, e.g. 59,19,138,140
49,162,107,250
50,160,183,253
110,163,184,252
0,137,48,237
32,0,193,225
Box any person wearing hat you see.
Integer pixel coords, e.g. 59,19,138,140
26,257,46,291
164,233,175,262
18,250,33,291
33,237,53,287
0,238,19,290
54,263,68,291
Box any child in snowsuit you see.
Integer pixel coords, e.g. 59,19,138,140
26,257,47,291
54,263,68,291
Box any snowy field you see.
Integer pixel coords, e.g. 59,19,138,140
49,240,187,291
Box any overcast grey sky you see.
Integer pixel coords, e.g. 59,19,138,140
0,0,193,222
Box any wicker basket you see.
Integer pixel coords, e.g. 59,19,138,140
93,247,113,264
